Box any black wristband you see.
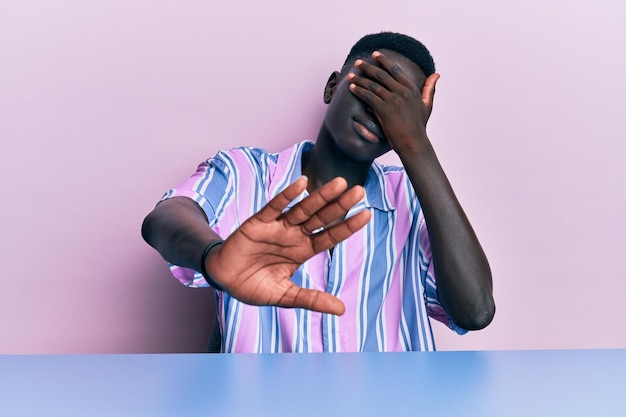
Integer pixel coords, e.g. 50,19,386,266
200,240,225,291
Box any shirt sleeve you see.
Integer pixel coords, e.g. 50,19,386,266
416,212,468,335
158,153,235,288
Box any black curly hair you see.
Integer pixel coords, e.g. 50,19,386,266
341,32,436,77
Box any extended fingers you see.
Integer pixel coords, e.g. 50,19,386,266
281,177,349,225
256,176,308,222
301,184,365,233
310,209,371,253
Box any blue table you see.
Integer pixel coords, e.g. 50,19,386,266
1,350,624,416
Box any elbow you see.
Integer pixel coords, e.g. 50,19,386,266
141,211,156,245
456,298,496,331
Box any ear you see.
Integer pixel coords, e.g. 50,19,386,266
323,71,340,104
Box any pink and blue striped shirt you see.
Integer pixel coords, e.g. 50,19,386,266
161,141,466,352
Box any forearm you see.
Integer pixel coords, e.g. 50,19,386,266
141,197,222,272
398,141,495,330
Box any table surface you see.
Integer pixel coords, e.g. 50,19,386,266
1,349,625,417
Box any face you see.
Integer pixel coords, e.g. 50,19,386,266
321,49,427,162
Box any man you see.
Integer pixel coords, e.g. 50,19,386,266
142,32,495,353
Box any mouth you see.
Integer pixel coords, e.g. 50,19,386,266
352,117,385,143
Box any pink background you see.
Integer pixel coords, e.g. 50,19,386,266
1,1,625,353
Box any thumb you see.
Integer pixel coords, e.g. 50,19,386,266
421,73,440,112
282,286,346,316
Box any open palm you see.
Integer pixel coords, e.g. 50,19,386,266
203,176,370,315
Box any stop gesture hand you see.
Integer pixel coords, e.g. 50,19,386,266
203,176,370,316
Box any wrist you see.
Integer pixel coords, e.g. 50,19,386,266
200,240,225,291
395,134,433,161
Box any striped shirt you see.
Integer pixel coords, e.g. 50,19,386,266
161,141,466,352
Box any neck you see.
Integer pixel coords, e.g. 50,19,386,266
302,125,373,193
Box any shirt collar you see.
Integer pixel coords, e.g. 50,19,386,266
275,141,397,212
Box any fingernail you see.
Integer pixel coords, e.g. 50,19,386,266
354,59,363,66
372,51,381,57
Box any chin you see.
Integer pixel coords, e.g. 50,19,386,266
340,140,390,163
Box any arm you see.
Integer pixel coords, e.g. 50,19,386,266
347,52,495,330
142,176,370,316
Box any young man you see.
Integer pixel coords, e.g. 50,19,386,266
142,32,495,353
